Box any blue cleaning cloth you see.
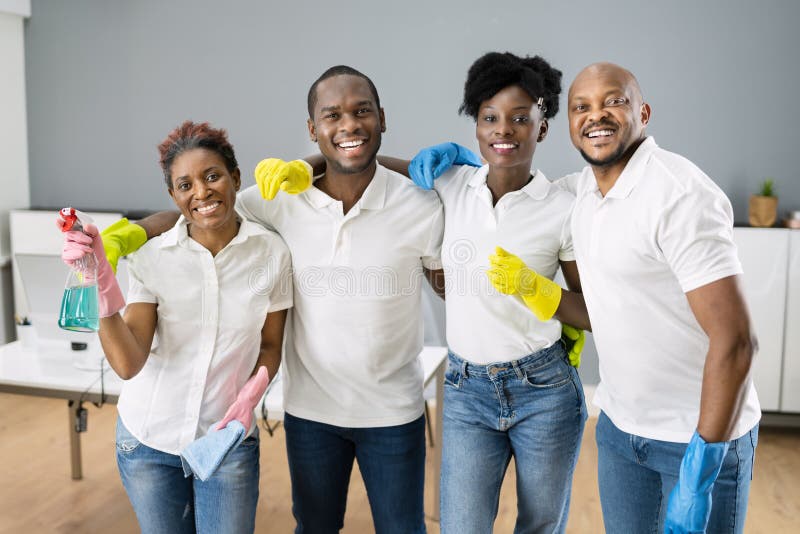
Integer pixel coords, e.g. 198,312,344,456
180,420,246,481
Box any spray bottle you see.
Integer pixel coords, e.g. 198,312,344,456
56,207,99,332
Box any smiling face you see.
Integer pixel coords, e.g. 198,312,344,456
567,64,650,172
307,74,386,176
167,148,240,233
476,85,547,176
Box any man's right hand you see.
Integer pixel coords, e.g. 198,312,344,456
254,158,313,200
100,218,147,274
409,142,482,189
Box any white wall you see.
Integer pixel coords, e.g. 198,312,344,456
0,3,31,342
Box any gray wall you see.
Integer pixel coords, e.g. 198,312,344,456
23,0,800,385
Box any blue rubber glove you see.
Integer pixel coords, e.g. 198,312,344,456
408,142,482,189
664,431,729,533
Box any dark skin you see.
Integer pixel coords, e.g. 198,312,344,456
567,62,651,196
568,63,755,441
307,74,385,215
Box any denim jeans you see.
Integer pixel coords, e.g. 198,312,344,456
596,411,758,534
115,417,260,534
283,412,426,534
440,343,587,534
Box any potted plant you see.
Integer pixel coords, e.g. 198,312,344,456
749,178,778,227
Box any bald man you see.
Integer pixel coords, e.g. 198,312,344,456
565,63,760,534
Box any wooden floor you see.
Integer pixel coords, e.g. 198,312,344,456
0,392,798,533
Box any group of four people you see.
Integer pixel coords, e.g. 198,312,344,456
62,51,760,534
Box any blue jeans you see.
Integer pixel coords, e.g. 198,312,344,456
440,343,587,534
283,412,426,534
115,418,260,534
596,411,758,534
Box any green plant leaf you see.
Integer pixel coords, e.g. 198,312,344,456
759,178,776,197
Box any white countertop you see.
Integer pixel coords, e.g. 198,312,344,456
0,338,122,397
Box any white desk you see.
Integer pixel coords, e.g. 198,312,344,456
0,340,448,517
0,339,123,479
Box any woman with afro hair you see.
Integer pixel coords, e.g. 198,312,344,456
400,52,591,533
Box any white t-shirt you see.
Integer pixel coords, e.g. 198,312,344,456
118,217,293,454
571,137,761,442
236,164,444,428
435,164,575,364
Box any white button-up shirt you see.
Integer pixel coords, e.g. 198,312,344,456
237,164,444,427
118,217,293,454
435,165,574,364
571,137,760,442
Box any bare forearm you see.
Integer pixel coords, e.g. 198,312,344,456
697,335,754,442
301,153,326,176
135,211,180,239
554,291,591,331
254,344,282,382
424,268,446,300
686,275,755,442
377,156,411,177
98,314,150,379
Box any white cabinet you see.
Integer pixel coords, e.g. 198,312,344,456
781,231,800,412
733,229,789,411
734,228,800,414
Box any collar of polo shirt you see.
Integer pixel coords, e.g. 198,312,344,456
304,164,389,211
160,215,266,249
587,136,657,200
467,165,551,201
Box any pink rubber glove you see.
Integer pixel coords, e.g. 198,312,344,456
61,223,126,317
216,366,270,431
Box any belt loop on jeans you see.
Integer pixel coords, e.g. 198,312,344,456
511,360,524,379
460,359,469,378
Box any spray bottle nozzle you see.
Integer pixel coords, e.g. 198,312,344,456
56,207,94,234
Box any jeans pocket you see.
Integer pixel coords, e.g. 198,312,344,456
522,355,571,389
115,419,142,454
240,427,260,448
444,359,462,389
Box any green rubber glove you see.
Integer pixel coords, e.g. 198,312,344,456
254,158,312,200
100,218,147,274
487,246,562,322
561,324,585,368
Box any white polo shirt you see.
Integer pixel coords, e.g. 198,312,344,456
118,217,293,454
571,137,760,442
236,164,444,428
435,164,574,364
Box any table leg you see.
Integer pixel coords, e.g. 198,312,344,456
68,400,82,480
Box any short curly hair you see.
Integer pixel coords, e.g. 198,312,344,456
307,65,381,119
157,120,238,189
459,52,562,120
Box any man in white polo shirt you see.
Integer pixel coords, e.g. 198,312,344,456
566,62,760,534
237,66,443,534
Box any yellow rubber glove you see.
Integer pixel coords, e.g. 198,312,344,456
254,158,313,200
487,246,562,322
561,324,585,368
100,218,147,274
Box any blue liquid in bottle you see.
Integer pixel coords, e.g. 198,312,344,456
58,285,99,332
